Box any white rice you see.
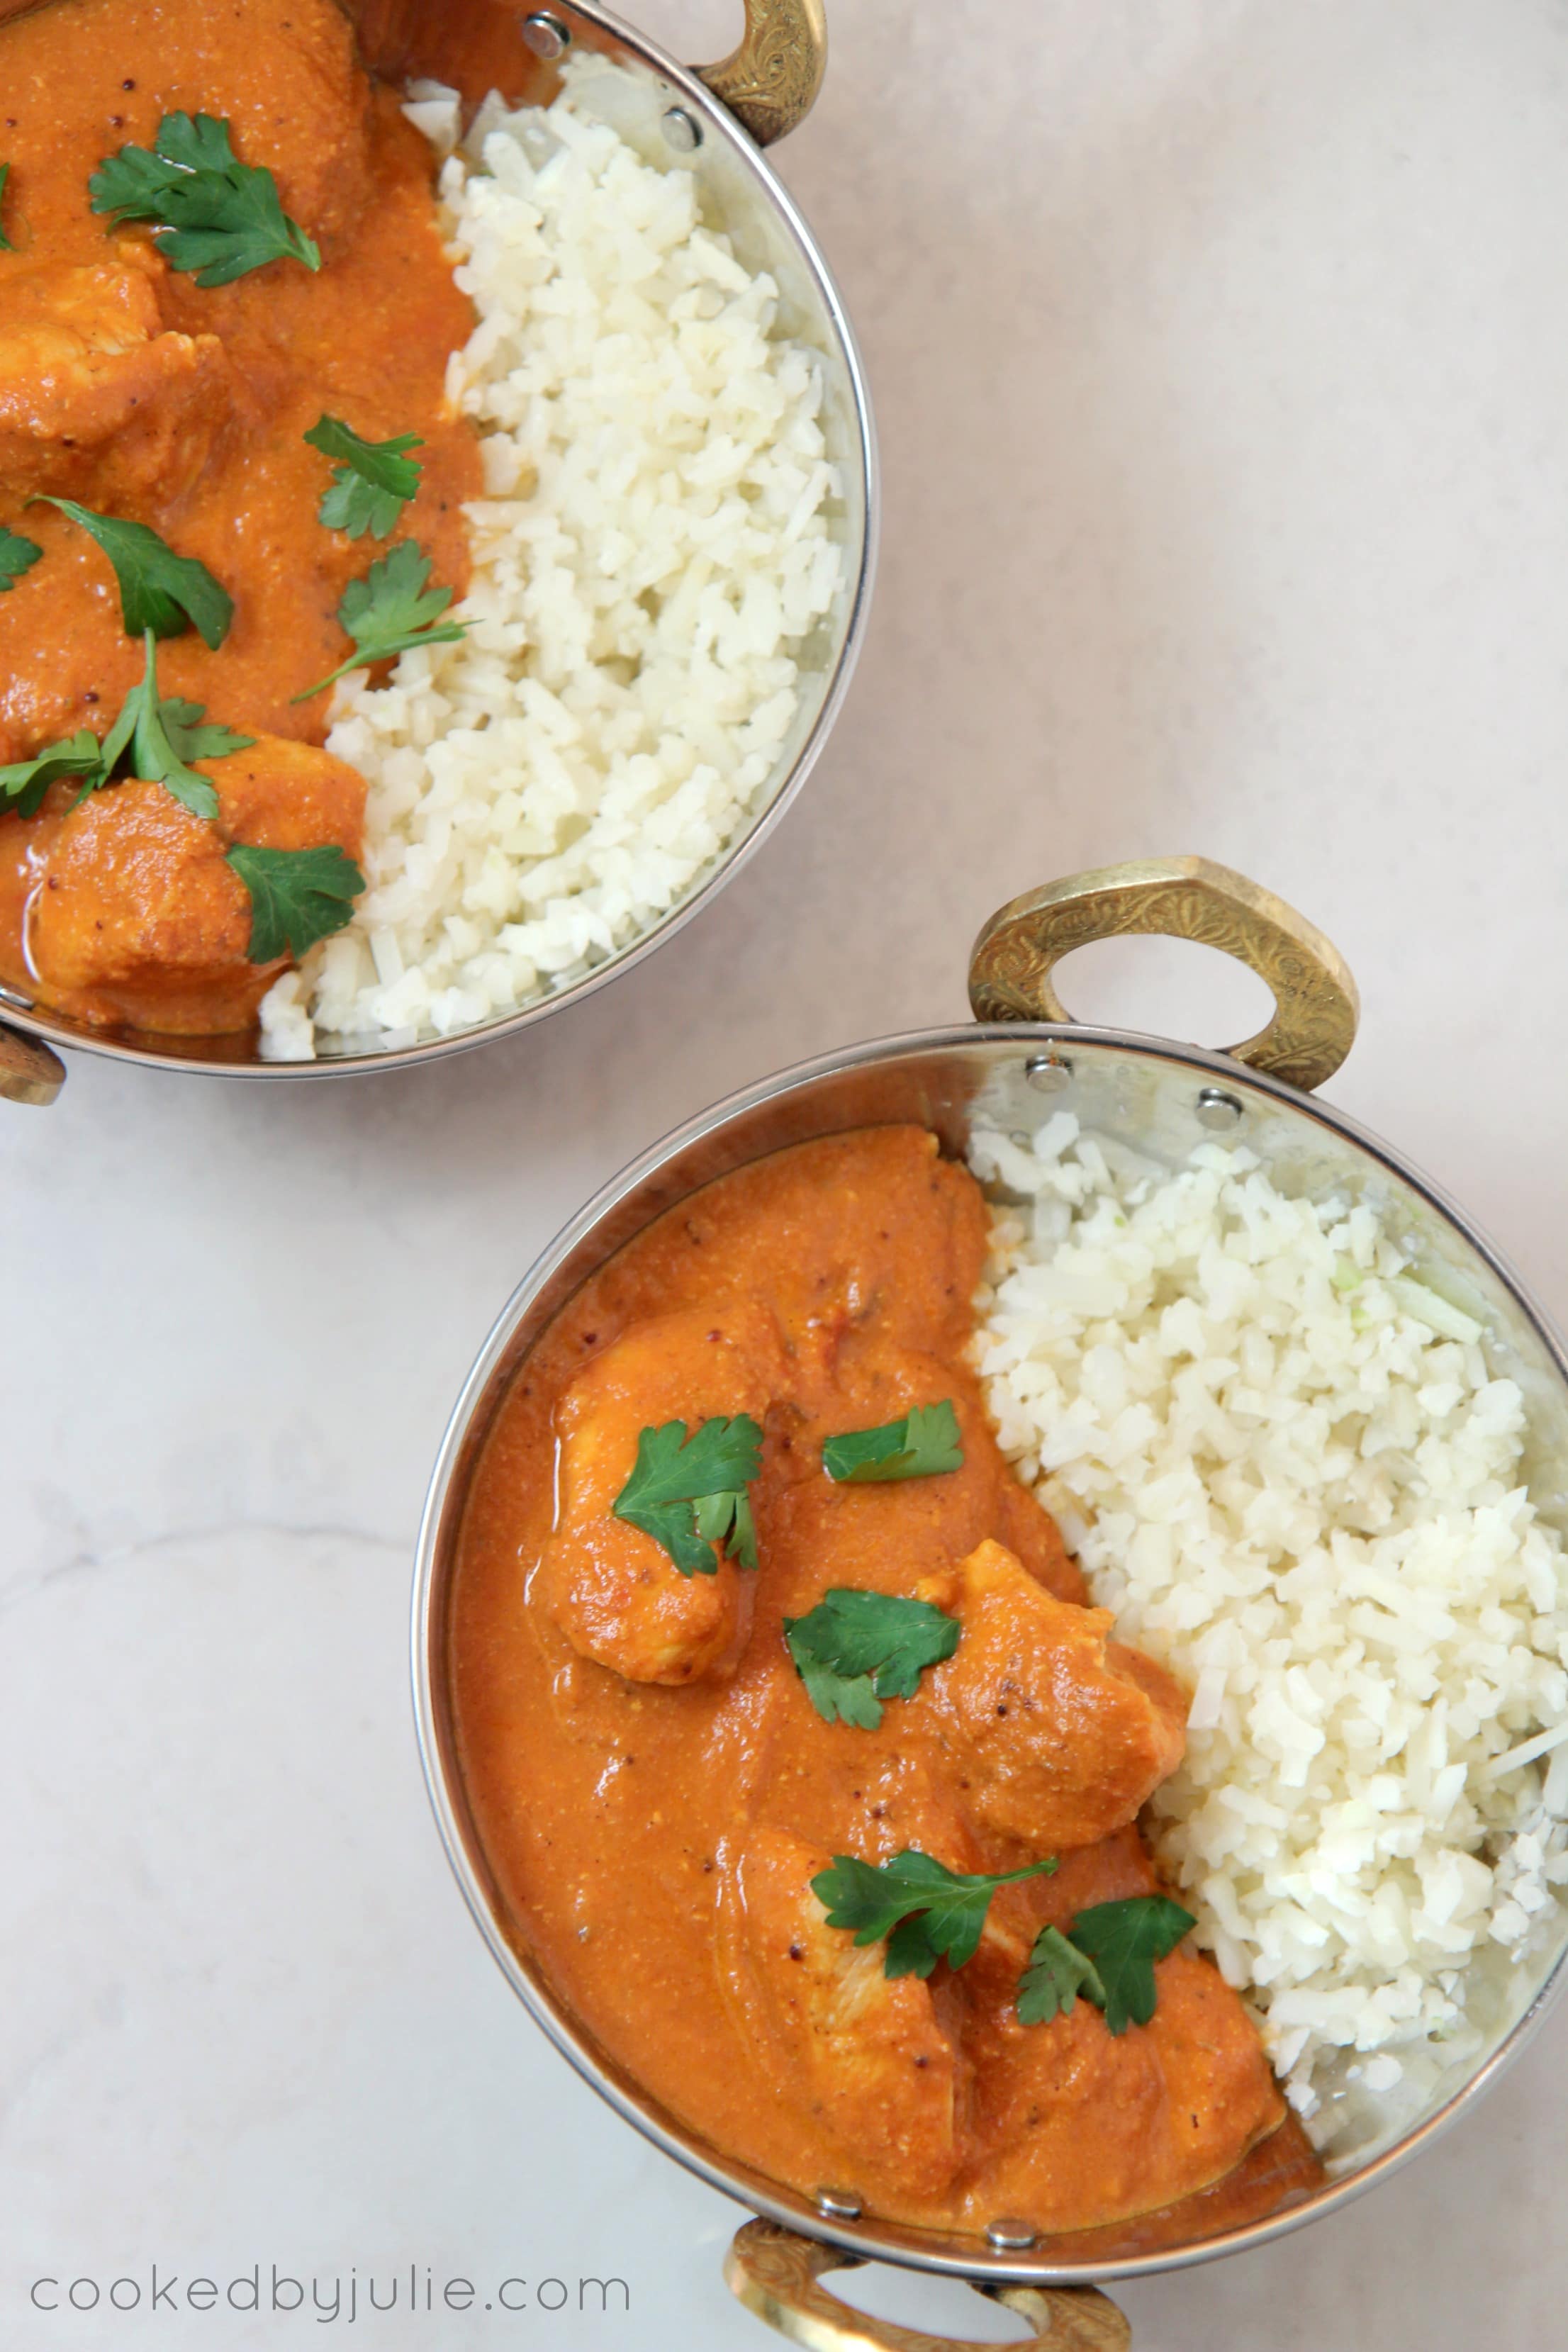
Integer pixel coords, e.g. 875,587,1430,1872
968,1113,1568,2150
259,67,842,1059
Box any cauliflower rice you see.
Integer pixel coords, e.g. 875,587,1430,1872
260,67,843,1058
970,1114,1568,2153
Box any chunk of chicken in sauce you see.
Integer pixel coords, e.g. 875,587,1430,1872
539,1301,788,1687
965,1831,1286,2230
917,1539,1188,1850
730,1827,964,2200
27,736,364,1031
0,252,236,507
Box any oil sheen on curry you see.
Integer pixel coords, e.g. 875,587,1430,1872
454,1130,1320,2236
0,0,478,1035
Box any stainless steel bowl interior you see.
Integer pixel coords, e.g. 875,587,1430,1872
413,1023,1568,2284
0,0,875,1080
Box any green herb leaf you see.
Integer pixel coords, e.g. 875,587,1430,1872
694,1484,759,1573
292,539,467,701
1058,1896,1197,2037
118,631,218,818
822,1399,965,1486
1,644,257,822
788,1652,884,1731
812,1847,1058,1981
225,842,364,965
0,161,14,253
1017,1925,1107,2026
304,414,425,540
34,500,233,646
0,731,106,819
783,1589,961,1729
0,523,43,591
89,111,320,287
157,698,256,766
612,1415,764,1578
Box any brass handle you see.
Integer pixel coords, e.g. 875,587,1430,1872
0,1021,65,1107
699,0,827,145
724,2220,1131,2352
968,856,1359,1094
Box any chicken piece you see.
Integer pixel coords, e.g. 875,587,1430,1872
0,254,236,508
27,736,364,1026
538,1301,788,1688
916,1541,1187,1850
734,1827,964,2200
965,1942,1284,2230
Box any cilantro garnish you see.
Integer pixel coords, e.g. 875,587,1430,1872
822,1399,965,1485
783,1589,960,1729
89,113,320,287
1,634,255,824
292,540,467,701
812,1848,1057,1981
1016,1925,1106,2026
304,415,425,540
156,700,254,766
91,632,233,819
224,843,364,964
0,162,14,253
0,524,43,592
1018,1895,1197,2037
612,1416,763,1577
0,732,106,819
33,500,233,646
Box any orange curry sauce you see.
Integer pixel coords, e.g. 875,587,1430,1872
0,0,479,1032
453,1129,1320,2236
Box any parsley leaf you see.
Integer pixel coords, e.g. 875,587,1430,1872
225,843,364,964
612,1416,764,1577
783,1589,961,1729
1016,1925,1107,2026
1,639,257,823
293,539,467,701
0,732,106,819
304,415,425,540
812,1847,1058,1981
89,112,320,288
33,500,233,646
0,162,13,253
0,524,43,591
822,1399,965,1485
1035,1896,1198,2037
108,631,220,819
156,699,255,766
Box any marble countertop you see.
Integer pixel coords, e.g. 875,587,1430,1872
7,1,1568,2343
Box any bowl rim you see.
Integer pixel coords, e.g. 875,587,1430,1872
411,1016,1568,2283
0,0,879,1081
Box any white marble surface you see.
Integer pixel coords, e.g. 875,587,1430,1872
6,1,1568,2343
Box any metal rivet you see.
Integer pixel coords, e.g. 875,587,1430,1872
1025,1051,1073,1094
0,980,35,1011
986,2217,1038,2252
814,2187,862,2222
1195,1087,1245,1131
662,105,703,152
522,11,571,60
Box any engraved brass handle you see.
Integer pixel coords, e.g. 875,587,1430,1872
724,2220,1131,2351
968,856,1359,1094
699,0,827,145
0,1021,66,1107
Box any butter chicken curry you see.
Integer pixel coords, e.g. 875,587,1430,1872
454,1130,1316,2235
0,0,477,1034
